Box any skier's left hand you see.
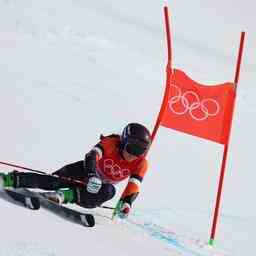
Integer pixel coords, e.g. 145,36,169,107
117,201,131,219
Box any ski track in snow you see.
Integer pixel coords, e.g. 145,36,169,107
125,210,230,256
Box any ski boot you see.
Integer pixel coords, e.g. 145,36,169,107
41,188,75,205
0,172,15,189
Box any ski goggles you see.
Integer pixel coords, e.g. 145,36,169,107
124,137,149,157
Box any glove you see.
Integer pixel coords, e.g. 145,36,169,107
117,201,131,219
86,176,102,194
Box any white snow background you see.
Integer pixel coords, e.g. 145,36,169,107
0,1,255,255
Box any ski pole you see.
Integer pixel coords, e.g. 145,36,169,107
100,205,115,210
112,200,122,219
0,160,88,188
0,161,46,174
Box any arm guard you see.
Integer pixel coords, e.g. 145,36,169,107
120,174,143,206
84,150,97,177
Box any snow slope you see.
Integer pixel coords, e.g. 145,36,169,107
0,1,255,255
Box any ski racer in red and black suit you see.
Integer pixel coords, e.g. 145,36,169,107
0,123,151,218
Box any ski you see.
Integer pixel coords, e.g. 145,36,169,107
1,188,95,227
1,188,40,210
21,188,95,227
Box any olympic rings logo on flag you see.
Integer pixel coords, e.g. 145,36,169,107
168,84,220,121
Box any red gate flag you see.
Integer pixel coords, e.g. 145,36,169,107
160,69,236,144
151,7,245,245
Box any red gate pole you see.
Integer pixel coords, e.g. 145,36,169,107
234,32,245,90
209,31,245,246
151,6,173,141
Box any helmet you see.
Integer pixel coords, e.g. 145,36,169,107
121,123,151,156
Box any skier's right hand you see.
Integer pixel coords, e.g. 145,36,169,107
86,176,102,194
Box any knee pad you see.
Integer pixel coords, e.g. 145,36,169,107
102,183,116,201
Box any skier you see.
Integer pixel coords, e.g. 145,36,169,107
0,123,151,219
